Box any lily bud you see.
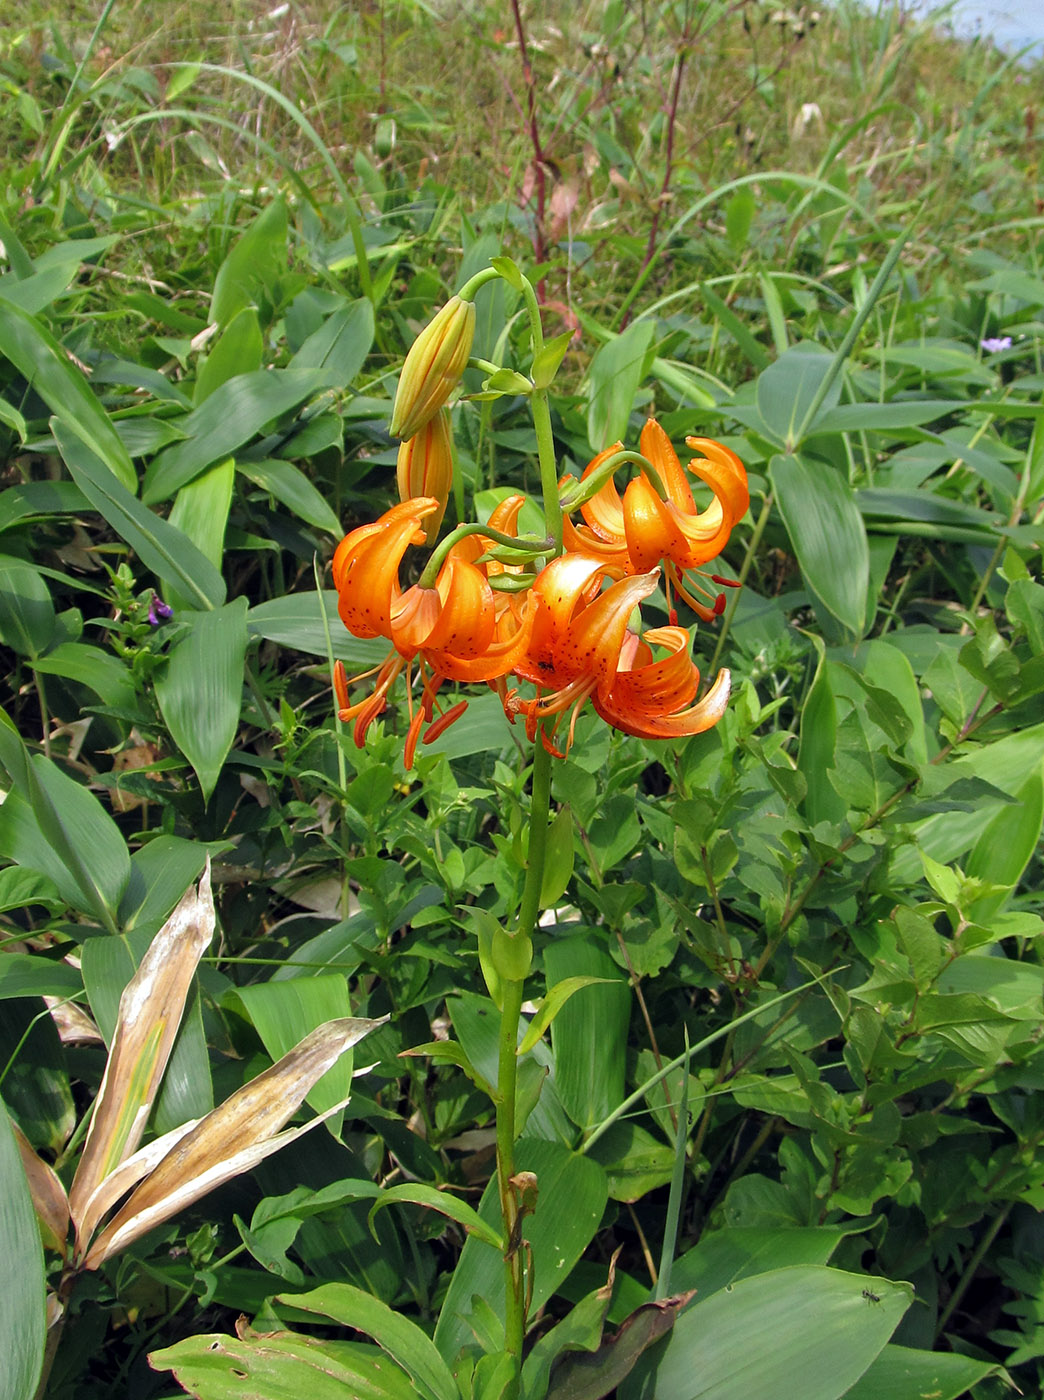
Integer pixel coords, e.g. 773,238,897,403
390,295,476,440
396,408,454,543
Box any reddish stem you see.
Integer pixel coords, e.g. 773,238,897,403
509,0,548,296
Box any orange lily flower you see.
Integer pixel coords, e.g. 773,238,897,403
506,552,731,755
562,418,749,623
332,496,533,766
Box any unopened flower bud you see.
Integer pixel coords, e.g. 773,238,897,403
396,408,454,542
389,295,476,440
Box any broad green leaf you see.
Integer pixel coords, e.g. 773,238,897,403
165,458,235,613
154,599,249,802
0,866,63,915
0,1099,46,1400
518,976,616,1056
586,319,656,453
811,400,964,434
0,480,89,532
725,187,757,251
856,487,999,537
142,367,337,503
90,356,193,406
0,296,136,491
545,937,629,1129
700,283,770,371
232,975,353,1127
756,344,841,450
117,836,209,937
151,1331,417,1400
289,298,375,385
0,555,55,657
797,634,845,826
771,452,868,637
239,458,342,536
621,1266,910,1400
0,264,78,314
32,641,135,712
195,306,264,402
759,272,788,355
587,1120,676,1202
539,804,574,908
368,1184,505,1253
54,419,226,611
853,639,928,763
965,762,1044,922
670,1226,843,1298
0,1001,74,1153
0,953,82,1000
0,722,131,929
0,398,27,441
839,1343,999,1399
210,198,288,329
248,590,389,664
433,1139,608,1363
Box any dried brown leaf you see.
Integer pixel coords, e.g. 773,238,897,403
69,862,214,1248
11,1117,70,1255
83,1016,385,1268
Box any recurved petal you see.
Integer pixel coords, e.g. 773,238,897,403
335,499,438,639
423,556,496,659
597,667,731,738
686,437,750,525
610,625,700,709
515,553,606,683
436,591,537,683
554,570,659,702
621,474,690,572
562,511,630,571
578,440,626,541
640,417,695,512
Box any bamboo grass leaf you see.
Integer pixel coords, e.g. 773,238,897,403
53,419,226,611
0,1098,47,1400
0,297,136,492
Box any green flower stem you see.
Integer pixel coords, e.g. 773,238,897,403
533,386,562,554
418,523,553,588
559,450,665,511
496,732,553,1374
459,267,503,302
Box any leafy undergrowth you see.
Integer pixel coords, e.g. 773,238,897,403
0,2,1043,1398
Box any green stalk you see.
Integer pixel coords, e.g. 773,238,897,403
495,734,553,1377
418,522,552,589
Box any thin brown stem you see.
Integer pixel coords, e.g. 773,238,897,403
509,0,548,293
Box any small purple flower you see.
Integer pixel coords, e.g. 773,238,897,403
148,593,174,626
981,336,1013,354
